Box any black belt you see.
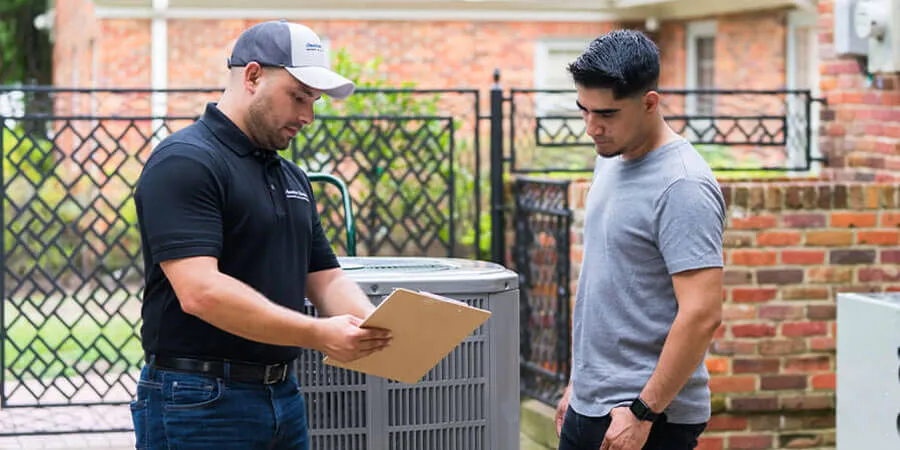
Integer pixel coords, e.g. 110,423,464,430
147,354,292,385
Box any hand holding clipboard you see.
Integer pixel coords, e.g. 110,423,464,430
323,288,492,384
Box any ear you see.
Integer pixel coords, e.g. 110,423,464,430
242,62,265,93
643,91,660,114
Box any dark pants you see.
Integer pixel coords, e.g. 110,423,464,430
130,362,309,449
558,406,706,450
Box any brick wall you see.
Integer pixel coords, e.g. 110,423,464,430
627,9,790,93
715,12,788,91
55,15,616,93
53,0,152,111
817,0,900,181
52,9,795,99
51,0,96,116
557,10,791,93
568,178,900,449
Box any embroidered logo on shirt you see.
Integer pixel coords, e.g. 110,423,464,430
285,189,309,202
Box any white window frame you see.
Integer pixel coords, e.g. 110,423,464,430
685,20,717,143
533,38,591,117
685,20,717,115
786,9,821,173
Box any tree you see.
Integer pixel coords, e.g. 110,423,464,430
0,0,52,86
1,0,52,137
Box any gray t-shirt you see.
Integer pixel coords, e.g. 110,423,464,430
569,137,725,424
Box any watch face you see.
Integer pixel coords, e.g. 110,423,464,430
631,399,652,420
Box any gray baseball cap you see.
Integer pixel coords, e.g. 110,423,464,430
227,20,355,100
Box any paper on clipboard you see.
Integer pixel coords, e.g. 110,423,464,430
322,288,491,384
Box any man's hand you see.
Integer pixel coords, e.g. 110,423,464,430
314,315,392,363
599,407,652,450
556,385,572,436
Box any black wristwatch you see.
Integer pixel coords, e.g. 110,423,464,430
629,397,661,422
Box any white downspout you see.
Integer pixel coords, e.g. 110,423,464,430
151,0,168,146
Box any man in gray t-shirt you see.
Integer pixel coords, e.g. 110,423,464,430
555,30,725,450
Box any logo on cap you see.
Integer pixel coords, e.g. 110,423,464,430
305,42,324,53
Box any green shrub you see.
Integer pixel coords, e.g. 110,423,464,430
695,144,786,180
294,48,487,257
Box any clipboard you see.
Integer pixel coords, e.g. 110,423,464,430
322,288,492,384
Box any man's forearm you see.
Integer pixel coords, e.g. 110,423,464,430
183,272,324,350
311,274,376,319
639,310,720,412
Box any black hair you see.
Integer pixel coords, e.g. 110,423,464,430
567,29,661,99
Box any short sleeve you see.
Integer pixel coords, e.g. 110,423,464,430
655,178,725,275
303,177,340,273
135,146,223,265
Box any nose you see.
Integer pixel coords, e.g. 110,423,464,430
297,102,314,127
585,114,604,137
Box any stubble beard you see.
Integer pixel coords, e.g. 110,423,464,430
246,95,290,151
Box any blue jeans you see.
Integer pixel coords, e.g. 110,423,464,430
558,406,706,450
130,361,309,449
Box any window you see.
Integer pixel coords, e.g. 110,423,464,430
686,21,717,116
695,36,716,114
786,10,821,172
532,39,592,150
685,21,717,142
534,39,591,116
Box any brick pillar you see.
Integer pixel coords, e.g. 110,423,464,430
818,0,900,181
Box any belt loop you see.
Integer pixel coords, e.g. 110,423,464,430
146,353,157,378
222,360,231,381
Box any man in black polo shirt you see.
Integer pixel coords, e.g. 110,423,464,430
130,21,391,449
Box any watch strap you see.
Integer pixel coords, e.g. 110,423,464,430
629,397,661,422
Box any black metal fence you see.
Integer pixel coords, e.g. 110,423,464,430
0,86,482,435
504,88,825,174
0,81,828,433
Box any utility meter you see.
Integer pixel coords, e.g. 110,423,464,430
855,0,889,40
854,0,900,73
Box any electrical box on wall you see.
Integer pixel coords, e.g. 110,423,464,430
836,0,870,55
855,0,900,73
836,293,900,449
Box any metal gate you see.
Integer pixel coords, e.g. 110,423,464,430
0,86,482,436
511,177,571,406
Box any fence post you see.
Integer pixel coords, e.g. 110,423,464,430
489,69,506,266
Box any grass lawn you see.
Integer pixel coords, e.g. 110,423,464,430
2,299,143,381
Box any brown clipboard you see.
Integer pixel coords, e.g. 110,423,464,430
322,288,492,384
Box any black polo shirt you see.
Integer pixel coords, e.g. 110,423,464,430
134,102,340,364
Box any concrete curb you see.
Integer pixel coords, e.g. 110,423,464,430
520,398,559,450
